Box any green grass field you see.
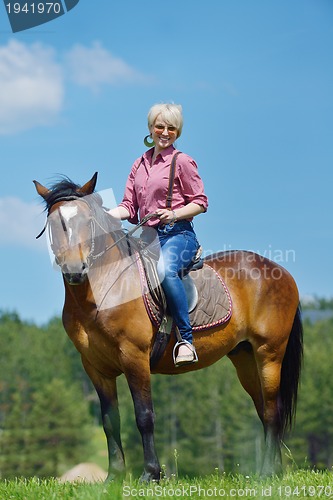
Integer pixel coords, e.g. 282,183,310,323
1,471,333,499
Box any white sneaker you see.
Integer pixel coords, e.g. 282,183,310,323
175,343,198,367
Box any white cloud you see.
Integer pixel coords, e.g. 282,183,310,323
0,40,152,134
0,197,46,250
0,40,64,135
65,41,152,91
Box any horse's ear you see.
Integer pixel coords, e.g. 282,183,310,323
33,180,50,200
78,172,98,196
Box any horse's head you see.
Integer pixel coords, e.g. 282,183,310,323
34,173,107,285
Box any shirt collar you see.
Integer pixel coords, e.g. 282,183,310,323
158,145,176,162
144,145,177,163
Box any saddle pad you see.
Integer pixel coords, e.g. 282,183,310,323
137,259,232,332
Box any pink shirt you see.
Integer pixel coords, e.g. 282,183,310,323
119,146,208,226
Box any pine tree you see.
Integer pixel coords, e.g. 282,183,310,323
0,387,30,478
25,378,93,477
0,378,93,479
288,318,333,468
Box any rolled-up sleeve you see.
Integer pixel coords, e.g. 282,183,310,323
177,155,208,211
119,160,140,224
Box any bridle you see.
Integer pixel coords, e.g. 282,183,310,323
36,194,158,269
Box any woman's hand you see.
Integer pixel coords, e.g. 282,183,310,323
156,203,204,224
155,209,176,224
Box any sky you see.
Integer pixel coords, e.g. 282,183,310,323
0,0,332,324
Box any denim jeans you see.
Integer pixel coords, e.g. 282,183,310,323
156,221,199,343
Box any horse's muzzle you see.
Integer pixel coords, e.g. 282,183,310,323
63,272,88,285
62,262,89,285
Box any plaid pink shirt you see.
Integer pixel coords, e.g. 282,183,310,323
119,146,208,226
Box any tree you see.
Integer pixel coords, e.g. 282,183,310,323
25,378,93,477
287,318,333,468
0,378,93,478
0,387,30,478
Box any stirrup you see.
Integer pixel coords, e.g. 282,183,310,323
173,340,198,367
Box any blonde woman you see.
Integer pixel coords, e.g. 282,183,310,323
108,103,208,366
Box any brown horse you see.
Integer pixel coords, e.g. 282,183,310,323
33,173,303,480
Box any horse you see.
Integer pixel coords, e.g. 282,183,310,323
33,172,303,480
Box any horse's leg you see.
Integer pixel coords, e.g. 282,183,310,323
82,358,125,481
228,343,263,421
255,345,285,476
256,305,303,475
97,380,126,481
124,361,161,481
228,342,283,475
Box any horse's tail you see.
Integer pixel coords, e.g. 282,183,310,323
278,304,303,437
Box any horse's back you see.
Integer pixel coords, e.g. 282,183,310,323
204,250,299,339
205,250,298,299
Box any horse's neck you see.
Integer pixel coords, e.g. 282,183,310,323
65,246,141,316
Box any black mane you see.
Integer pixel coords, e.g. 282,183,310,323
43,177,88,211
42,176,104,214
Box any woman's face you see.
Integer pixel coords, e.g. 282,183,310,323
150,116,178,151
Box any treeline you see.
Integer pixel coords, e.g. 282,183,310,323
0,309,333,478
0,312,95,478
302,297,333,310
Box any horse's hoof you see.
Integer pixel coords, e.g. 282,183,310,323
140,469,161,483
104,469,126,483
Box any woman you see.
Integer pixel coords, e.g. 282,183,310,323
108,103,208,366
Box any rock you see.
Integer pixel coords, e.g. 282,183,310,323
59,462,107,483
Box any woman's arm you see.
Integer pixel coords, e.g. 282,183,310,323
156,203,205,224
106,206,130,220
173,202,205,220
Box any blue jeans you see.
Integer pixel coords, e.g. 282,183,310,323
156,221,199,343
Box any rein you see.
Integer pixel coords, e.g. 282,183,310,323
87,212,159,263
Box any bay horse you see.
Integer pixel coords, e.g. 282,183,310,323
33,173,303,480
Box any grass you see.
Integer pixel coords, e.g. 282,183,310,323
1,470,333,499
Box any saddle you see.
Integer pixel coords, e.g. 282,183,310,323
136,246,232,369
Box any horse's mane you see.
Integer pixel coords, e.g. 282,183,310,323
42,176,94,208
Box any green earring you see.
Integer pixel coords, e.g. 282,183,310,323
144,135,155,148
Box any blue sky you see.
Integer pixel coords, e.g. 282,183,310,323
0,0,332,324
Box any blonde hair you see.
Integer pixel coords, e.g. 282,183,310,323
147,103,183,138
